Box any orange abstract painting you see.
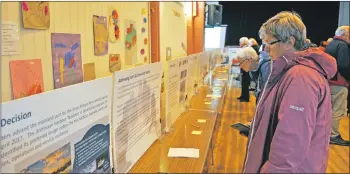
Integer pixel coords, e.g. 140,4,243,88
9,59,44,99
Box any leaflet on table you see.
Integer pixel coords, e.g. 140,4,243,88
112,62,162,173
0,77,113,173
165,56,190,131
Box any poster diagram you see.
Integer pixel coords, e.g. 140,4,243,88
93,15,109,56
21,1,50,29
19,143,72,173
124,19,137,65
51,33,83,89
9,59,44,99
108,7,120,43
179,69,187,103
72,124,111,173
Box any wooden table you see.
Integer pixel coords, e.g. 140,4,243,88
129,66,230,173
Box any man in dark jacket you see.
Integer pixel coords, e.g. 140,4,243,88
237,37,251,102
325,26,350,146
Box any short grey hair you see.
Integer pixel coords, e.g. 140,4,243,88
259,11,306,51
239,37,249,45
335,26,349,37
237,46,258,61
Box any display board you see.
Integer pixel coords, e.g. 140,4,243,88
186,54,198,101
165,56,190,131
196,51,210,87
1,77,113,173
112,62,162,173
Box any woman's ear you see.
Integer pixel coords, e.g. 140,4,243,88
285,36,296,50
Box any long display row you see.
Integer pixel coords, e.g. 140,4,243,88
0,49,223,173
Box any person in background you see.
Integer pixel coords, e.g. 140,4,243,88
239,37,249,48
237,37,251,102
238,47,259,72
243,11,337,173
250,44,272,102
249,38,260,54
325,25,350,146
327,37,333,43
319,40,329,52
306,38,318,47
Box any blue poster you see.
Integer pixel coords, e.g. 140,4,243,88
72,124,111,173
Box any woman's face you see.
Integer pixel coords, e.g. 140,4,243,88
263,34,295,60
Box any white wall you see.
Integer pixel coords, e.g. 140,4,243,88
159,2,187,62
1,2,150,102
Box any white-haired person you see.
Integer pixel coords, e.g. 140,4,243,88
237,46,259,72
236,37,252,102
243,11,337,173
327,37,333,43
239,37,249,48
325,25,350,146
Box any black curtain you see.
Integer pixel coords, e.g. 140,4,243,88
219,1,339,46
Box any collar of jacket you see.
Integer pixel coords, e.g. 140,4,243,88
333,36,348,43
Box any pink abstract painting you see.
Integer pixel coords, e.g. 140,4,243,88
51,33,83,89
9,59,44,99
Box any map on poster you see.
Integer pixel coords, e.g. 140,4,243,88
112,62,162,173
0,77,112,173
165,56,190,131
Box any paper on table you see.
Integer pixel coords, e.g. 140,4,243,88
206,94,221,98
168,148,199,158
197,119,207,123
204,102,212,105
192,130,202,135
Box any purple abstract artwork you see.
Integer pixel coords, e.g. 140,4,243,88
51,33,83,89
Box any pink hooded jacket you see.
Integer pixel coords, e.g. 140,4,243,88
243,48,337,173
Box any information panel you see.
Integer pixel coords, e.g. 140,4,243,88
112,62,162,173
165,56,190,131
1,77,113,173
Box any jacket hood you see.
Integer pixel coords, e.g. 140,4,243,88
269,48,337,85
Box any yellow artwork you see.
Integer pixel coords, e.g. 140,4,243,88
22,1,50,29
141,8,146,15
93,15,109,56
83,63,96,81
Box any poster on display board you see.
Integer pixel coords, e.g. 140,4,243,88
209,51,216,71
186,54,198,100
196,51,210,87
112,62,162,173
0,77,112,173
165,56,190,131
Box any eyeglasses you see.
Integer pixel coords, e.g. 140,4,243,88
265,40,281,46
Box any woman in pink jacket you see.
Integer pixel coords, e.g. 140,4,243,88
243,11,337,173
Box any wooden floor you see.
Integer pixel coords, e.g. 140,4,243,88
208,76,350,173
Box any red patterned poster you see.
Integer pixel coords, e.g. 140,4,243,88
9,59,44,99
